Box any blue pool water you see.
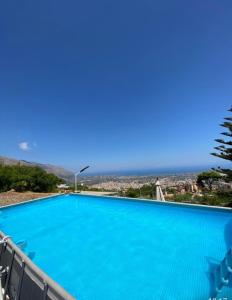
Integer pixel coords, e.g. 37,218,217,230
0,194,232,300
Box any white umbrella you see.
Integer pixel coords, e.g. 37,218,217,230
155,178,165,201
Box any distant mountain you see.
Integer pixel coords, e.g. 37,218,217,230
0,156,74,183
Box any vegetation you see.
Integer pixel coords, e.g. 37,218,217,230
120,184,232,207
120,184,155,199
0,164,63,193
196,171,222,191
211,106,232,181
171,192,232,207
210,106,232,206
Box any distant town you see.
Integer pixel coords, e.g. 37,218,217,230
79,173,198,193
71,171,231,207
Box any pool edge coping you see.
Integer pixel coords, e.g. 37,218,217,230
0,192,231,212
71,193,232,212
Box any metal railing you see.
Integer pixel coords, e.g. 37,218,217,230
0,231,75,300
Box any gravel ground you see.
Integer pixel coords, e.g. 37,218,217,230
0,191,56,207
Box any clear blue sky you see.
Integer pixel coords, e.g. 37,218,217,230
0,0,232,173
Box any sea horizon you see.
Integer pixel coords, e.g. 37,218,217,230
82,163,231,177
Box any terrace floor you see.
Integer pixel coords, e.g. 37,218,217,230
0,191,56,206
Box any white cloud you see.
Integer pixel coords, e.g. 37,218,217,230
18,142,30,151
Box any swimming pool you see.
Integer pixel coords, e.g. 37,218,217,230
0,194,232,299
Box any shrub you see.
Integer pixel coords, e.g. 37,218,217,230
0,165,63,193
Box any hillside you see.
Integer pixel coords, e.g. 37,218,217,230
0,156,73,183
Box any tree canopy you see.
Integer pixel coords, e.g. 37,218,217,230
211,106,232,161
211,106,232,181
196,171,222,191
0,164,63,192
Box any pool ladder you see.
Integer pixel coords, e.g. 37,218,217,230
214,247,232,294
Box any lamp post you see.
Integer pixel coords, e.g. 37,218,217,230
74,166,90,193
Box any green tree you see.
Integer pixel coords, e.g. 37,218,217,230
197,171,222,191
125,188,140,198
0,165,63,192
211,106,232,181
